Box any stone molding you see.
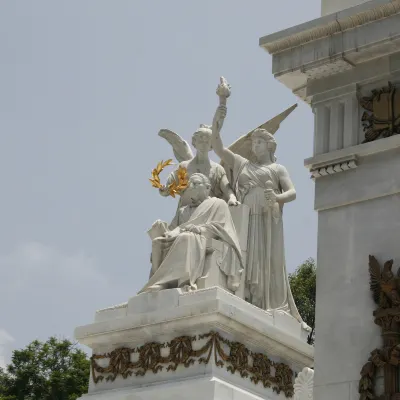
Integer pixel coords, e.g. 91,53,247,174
75,288,313,368
305,133,400,171
260,0,400,54
310,155,358,179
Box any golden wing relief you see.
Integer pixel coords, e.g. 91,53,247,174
368,255,400,309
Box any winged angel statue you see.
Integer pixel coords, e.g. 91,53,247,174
157,125,239,209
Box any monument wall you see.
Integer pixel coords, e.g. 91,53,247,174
260,0,400,398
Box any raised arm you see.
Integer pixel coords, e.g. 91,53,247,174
159,169,178,197
211,105,236,168
276,165,296,204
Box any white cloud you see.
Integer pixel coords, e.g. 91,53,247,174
0,242,114,367
0,241,107,293
0,329,15,369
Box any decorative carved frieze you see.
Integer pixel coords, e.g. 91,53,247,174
91,331,295,398
360,82,400,143
359,255,400,400
310,155,357,179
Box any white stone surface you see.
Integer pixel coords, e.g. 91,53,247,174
78,377,271,400
78,288,312,359
76,287,313,399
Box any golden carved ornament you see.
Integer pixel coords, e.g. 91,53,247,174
91,331,294,398
359,255,400,400
149,159,188,198
360,82,400,143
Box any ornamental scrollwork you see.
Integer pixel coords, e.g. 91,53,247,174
91,331,294,398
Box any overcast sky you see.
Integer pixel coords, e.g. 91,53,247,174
0,0,320,365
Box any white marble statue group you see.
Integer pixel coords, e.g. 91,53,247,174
140,77,302,322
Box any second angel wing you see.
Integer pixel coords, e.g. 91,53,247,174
158,129,194,163
224,104,298,163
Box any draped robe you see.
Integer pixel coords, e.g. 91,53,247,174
227,154,302,322
139,197,243,294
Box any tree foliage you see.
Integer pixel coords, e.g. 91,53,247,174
289,258,316,345
0,337,89,400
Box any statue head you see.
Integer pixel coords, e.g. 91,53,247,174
250,129,277,162
192,125,212,153
187,173,211,206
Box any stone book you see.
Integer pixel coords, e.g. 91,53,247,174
147,220,168,240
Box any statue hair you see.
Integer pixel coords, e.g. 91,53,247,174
251,128,277,162
189,173,211,188
192,124,212,150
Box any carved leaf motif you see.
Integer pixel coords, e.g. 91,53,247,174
368,255,382,305
360,254,400,400
293,367,314,400
149,160,188,197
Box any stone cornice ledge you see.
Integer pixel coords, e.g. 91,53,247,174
310,154,358,179
305,134,400,174
75,287,313,366
259,0,400,54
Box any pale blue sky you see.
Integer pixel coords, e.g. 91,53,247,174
0,0,320,364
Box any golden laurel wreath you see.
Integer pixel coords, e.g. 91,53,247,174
149,159,189,198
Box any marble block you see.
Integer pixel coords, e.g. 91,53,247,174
75,287,313,400
78,377,267,400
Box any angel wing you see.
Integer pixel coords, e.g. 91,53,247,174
368,255,382,305
158,129,194,163
225,104,298,162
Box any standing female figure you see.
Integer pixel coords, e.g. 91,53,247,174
211,102,302,322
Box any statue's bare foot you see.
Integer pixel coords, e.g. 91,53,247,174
181,283,197,292
227,276,240,292
146,284,164,292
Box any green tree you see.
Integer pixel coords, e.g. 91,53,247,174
289,258,316,345
0,337,90,400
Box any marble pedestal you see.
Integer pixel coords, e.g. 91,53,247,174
75,287,313,400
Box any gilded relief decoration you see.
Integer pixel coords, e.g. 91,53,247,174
91,331,294,397
359,255,400,400
360,82,400,143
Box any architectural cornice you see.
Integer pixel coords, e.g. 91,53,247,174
260,0,400,54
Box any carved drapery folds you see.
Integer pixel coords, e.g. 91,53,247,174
359,255,400,400
91,331,294,398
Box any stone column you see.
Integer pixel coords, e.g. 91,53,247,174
259,0,400,398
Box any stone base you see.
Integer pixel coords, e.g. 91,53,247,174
75,287,313,399
78,377,268,400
